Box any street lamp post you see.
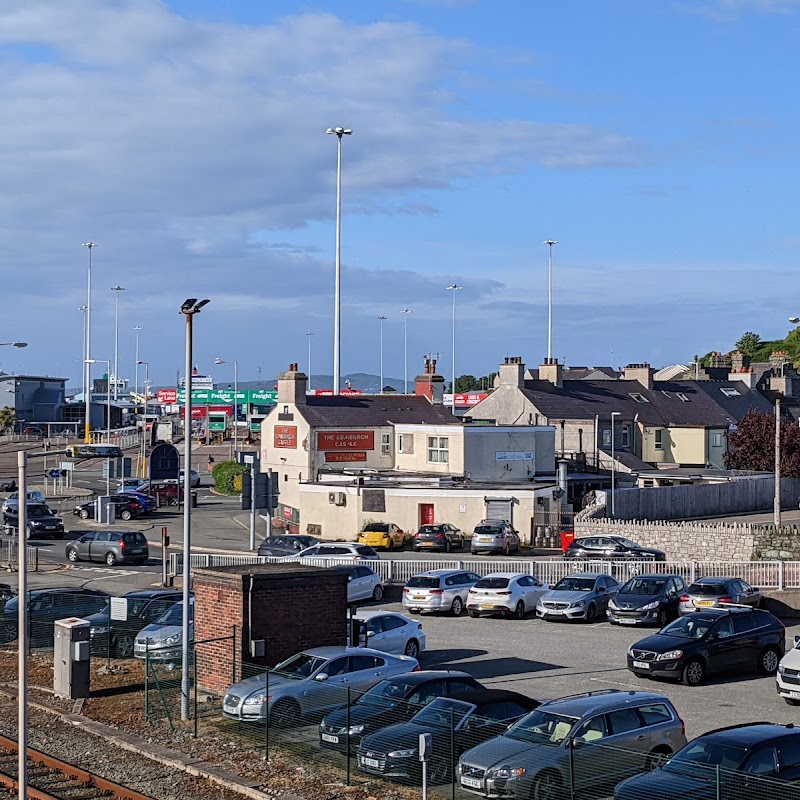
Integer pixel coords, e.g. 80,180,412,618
180,299,210,721
610,411,621,517
446,285,462,405
82,242,97,443
214,357,239,457
544,240,558,362
378,316,387,393
401,309,412,393
110,286,126,402
325,125,352,396
133,325,142,401
137,361,149,477
306,332,314,391
79,307,88,401
86,359,112,495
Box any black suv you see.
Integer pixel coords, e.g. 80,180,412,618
628,607,784,686
257,534,320,557
3,503,65,540
615,722,800,800
320,670,482,754
65,530,149,566
73,495,143,521
85,589,182,657
565,535,666,561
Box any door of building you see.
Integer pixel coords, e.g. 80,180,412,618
484,497,513,523
419,503,435,526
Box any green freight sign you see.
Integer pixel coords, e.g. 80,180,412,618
174,389,277,404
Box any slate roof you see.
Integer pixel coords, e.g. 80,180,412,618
295,395,460,428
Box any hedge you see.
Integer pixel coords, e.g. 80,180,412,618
212,460,247,495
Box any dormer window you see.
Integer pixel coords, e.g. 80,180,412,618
628,393,649,403
720,387,740,397
677,393,690,402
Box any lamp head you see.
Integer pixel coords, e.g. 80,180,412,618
12,342,27,348
214,357,224,365
181,298,198,312
544,239,558,246
195,298,211,310
790,317,799,324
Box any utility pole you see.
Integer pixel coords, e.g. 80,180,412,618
775,398,782,527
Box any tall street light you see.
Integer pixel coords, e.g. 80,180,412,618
180,298,210,720
446,285,463,406
306,332,314,391
133,325,142,401
544,240,558,362
378,316,387,394
82,242,97,442
401,308,412,393
326,125,352,396
86,359,112,495
214,357,239,457
610,411,621,517
78,307,88,401
137,360,149,477
0,342,27,348
110,286,126,402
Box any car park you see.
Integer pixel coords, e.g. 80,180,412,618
467,573,549,619
331,564,385,603
134,599,193,661
470,520,520,556
73,495,143,521
564,535,666,561
777,635,800,704
413,523,466,552
536,573,619,622
627,606,785,686
2,490,46,513
358,689,540,784
3,502,64,539
679,577,763,614
402,569,482,616
65,530,149,566
289,542,380,561
353,610,426,657
85,589,182,658
222,646,419,726
358,522,407,551
257,534,320,557
607,574,687,627
614,722,800,800
320,670,482,754
458,689,686,799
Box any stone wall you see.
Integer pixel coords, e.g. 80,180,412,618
753,526,800,561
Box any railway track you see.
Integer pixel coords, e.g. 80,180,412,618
0,734,154,800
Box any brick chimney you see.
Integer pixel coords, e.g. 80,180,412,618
539,358,563,388
730,350,751,372
277,362,308,405
622,363,654,390
415,356,445,404
498,356,525,388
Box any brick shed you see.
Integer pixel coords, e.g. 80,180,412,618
193,563,349,695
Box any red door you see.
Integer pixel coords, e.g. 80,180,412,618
419,503,435,526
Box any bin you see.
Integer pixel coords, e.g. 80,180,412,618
191,491,198,508
560,530,575,553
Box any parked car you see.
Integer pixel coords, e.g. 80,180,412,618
179,469,201,488
470,520,520,556
614,722,800,800
22,426,43,437
536,573,619,622
679,577,763,614
117,491,157,514
331,564,385,603
565,536,666,562
777,635,800,704
257,534,320,557
134,599,193,661
402,569,482,616
413,523,466,553
458,689,686,799
358,522,407,551
3,502,64,540
289,542,380,561
358,689,540,784
1,587,109,644
65,530,150,566
2,490,46,513
73,495,143,521
353,610,426,657
607,574,687,627
221,646,419,726
116,478,148,494
320,670,482,754
85,589,182,657
467,573,549,619
627,606,784,686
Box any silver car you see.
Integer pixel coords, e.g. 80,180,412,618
222,646,418,726
402,569,482,616
457,689,687,799
133,599,193,661
536,573,619,623
678,577,762,615
471,520,521,556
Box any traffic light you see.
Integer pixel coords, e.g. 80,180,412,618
241,471,252,511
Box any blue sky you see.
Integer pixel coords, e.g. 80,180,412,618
0,0,798,387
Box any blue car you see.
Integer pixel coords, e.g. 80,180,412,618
118,491,156,513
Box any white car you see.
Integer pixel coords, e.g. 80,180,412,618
354,610,426,658
467,572,549,619
332,564,385,603
288,542,380,562
2,490,46,513
179,469,201,488
777,635,800,705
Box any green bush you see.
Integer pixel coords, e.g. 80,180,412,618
212,460,246,495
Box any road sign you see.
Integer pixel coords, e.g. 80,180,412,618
59,462,75,472
47,469,64,479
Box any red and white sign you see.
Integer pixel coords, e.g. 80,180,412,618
444,392,490,407
325,451,367,462
181,405,231,419
157,389,178,403
274,425,298,448
312,389,363,396
317,431,375,451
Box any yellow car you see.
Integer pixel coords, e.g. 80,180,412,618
358,522,407,551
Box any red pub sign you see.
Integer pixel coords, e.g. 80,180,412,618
317,431,375,451
274,425,298,448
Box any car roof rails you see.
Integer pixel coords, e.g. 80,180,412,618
703,721,774,735
542,689,620,705
717,602,755,610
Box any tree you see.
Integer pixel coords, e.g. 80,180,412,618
0,406,15,434
724,409,800,477
735,331,762,356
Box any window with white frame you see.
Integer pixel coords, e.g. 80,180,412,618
654,429,663,450
621,426,630,448
427,436,449,464
381,432,392,456
399,433,414,454
720,387,740,397
712,432,725,448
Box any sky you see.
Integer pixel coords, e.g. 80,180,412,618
1,0,799,389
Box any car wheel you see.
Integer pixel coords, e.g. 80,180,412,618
503,543,510,557
120,510,132,521
404,638,420,658
270,699,300,728
372,584,384,602
513,600,526,620
113,634,135,658
413,547,420,552
133,558,146,565
532,769,563,800
451,596,464,617
409,609,421,615
429,756,449,784
656,609,668,627
79,509,90,520
468,610,480,618
645,747,671,771
758,646,781,676
585,603,596,623
681,658,705,686
784,697,800,706
1,622,18,643
387,539,394,552
105,552,117,567
67,549,79,563
444,540,451,553
3,525,13,536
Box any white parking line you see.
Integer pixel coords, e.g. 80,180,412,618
73,567,140,576
589,676,647,691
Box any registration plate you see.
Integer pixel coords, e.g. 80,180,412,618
696,600,714,606
461,777,482,789
618,618,637,625
362,758,380,769
789,691,800,699
633,661,650,669
321,733,339,743
413,596,427,601
480,604,494,610
546,608,564,615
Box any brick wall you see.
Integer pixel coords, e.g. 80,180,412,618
194,564,349,695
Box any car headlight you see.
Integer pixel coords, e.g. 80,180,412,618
608,599,619,610
779,664,786,674
388,748,417,758
92,626,110,634
640,601,660,611
243,693,268,706
164,633,182,645
488,766,526,779
657,650,683,661
570,600,586,608
348,724,365,735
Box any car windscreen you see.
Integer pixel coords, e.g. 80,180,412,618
355,546,378,556
122,533,147,544
619,578,666,595
356,678,417,709
660,616,712,639
474,525,502,535
687,583,727,596
363,523,389,532
154,603,191,625
407,576,440,589
553,578,595,592
663,739,749,776
27,506,52,518
418,525,443,534
614,537,640,549
411,698,473,728
505,709,578,744
273,652,328,679
474,578,510,589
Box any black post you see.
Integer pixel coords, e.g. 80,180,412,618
346,686,351,786
450,709,456,800
264,667,270,761
569,738,575,800
107,601,111,663
193,646,198,738
232,626,237,685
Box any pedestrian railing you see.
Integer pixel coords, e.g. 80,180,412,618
0,541,39,572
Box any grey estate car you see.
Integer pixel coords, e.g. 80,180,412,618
678,576,762,615
457,689,687,800
536,573,619,622
402,569,482,616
